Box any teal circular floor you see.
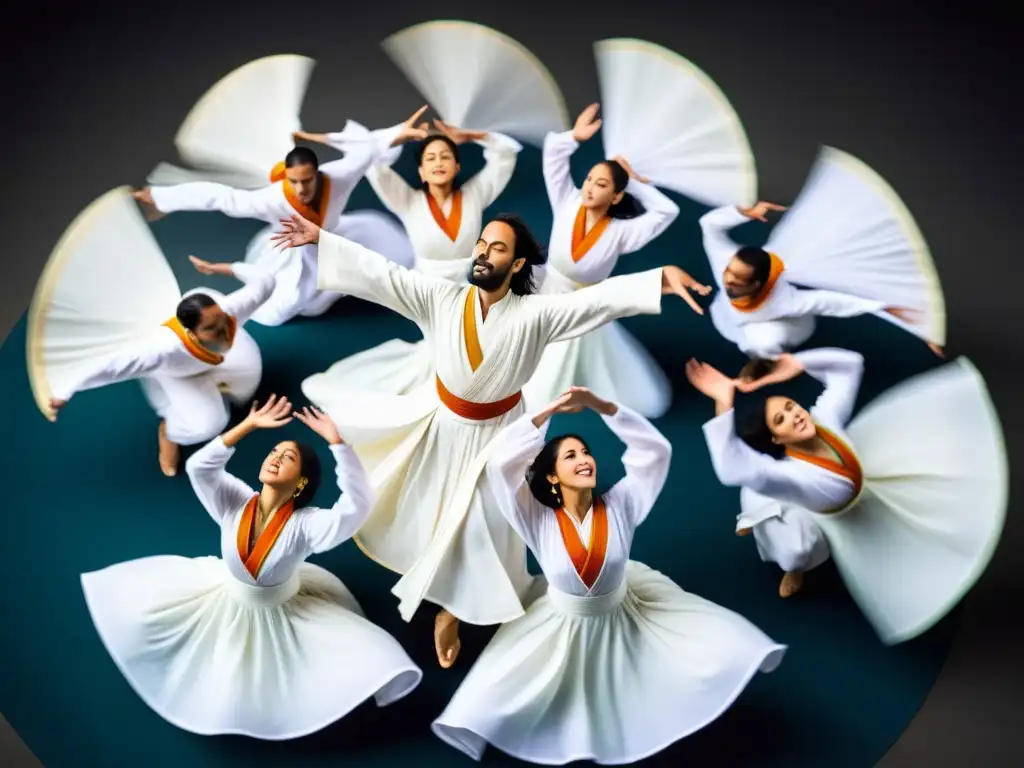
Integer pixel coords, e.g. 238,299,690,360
0,145,956,767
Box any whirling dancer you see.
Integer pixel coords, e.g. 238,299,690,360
732,359,829,598
136,54,418,326
685,348,1007,643
524,40,760,419
700,147,946,360
433,386,786,765
301,20,569,401
273,211,711,667
80,396,422,739
28,188,275,477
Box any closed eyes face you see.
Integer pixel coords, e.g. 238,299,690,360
547,438,597,491
285,163,319,204
764,396,816,445
723,257,758,297
259,441,303,488
580,163,622,210
193,305,231,349
418,139,460,186
469,220,523,286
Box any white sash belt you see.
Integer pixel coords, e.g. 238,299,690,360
546,579,627,617
223,570,301,607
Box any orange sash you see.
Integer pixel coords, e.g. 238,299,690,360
570,206,610,263
269,163,332,227
435,376,522,421
731,252,785,313
162,315,237,365
554,498,609,589
236,493,296,580
462,287,484,372
786,425,864,509
426,189,463,242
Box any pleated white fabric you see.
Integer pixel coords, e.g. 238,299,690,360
433,562,785,765
82,557,421,740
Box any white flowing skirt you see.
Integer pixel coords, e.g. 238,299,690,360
432,561,786,765
81,555,423,740
522,321,672,419
302,337,436,401
739,488,831,574
816,357,1007,644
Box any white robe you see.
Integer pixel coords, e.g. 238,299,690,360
433,406,786,765
310,230,666,625
151,121,406,326
51,264,274,445
702,347,1007,643
80,436,422,740
523,130,680,418
700,206,887,358
301,132,522,401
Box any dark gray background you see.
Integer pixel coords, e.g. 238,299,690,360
1,0,1020,764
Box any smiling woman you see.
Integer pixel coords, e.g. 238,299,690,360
78,396,422,740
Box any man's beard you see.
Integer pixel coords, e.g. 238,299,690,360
467,259,510,291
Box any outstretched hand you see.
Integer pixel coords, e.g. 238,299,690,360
293,405,344,446
609,155,649,184
738,201,787,222
47,397,67,422
684,359,737,405
271,214,321,250
573,103,602,142
550,386,617,416
661,266,713,315
735,353,805,392
433,119,487,145
188,255,231,276
246,395,293,429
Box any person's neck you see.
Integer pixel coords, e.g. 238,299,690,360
585,204,609,227
258,485,294,519
476,280,512,318
560,487,594,523
427,182,453,204
790,433,825,455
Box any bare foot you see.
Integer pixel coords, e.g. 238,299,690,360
434,609,461,668
157,421,180,477
779,570,804,598
736,527,752,536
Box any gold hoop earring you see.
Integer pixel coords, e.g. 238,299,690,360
293,478,308,498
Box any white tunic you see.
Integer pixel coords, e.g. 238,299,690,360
311,230,666,625
79,436,422,740
524,130,680,417
300,131,523,401
701,348,1008,644
432,406,786,765
50,264,274,445
700,206,886,358
151,121,403,326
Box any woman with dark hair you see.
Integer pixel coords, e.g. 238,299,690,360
687,348,1008,644
523,103,681,419
432,386,786,765
79,395,422,740
301,115,523,402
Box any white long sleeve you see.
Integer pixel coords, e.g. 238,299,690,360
787,287,888,319
601,405,673,527
184,436,257,525
613,180,680,255
483,413,552,549
298,443,376,554
541,130,580,210
220,263,276,324
461,132,522,209
315,229,457,326
150,182,282,221
533,267,664,344
699,205,751,284
51,332,180,401
794,347,865,428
